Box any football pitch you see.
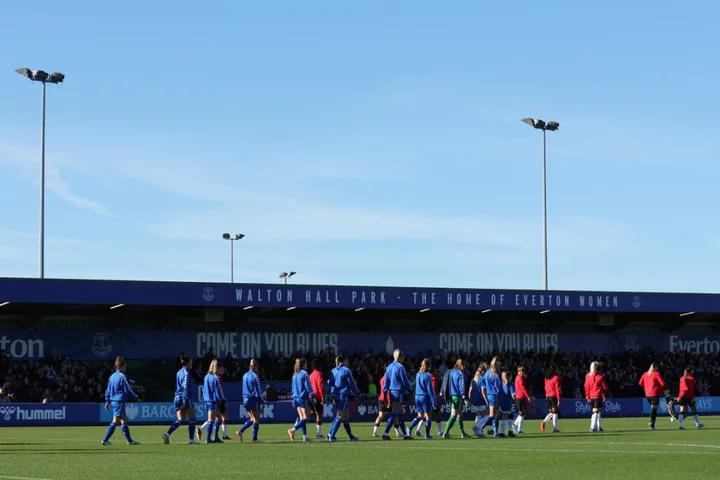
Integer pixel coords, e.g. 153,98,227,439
0,418,717,480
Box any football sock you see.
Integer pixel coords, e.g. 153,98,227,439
552,414,558,429
121,424,133,443
167,420,181,436
103,423,116,442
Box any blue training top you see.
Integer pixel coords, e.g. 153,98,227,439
105,370,138,403
202,373,226,403
175,367,193,402
449,369,467,399
498,381,515,407
330,364,359,396
292,370,315,400
415,372,437,409
384,361,411,393
242,370,263,400
483,370,502,395
470,376,486,405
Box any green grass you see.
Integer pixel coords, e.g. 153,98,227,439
0,418,717,480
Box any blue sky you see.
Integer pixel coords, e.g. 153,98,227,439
1,1,719,293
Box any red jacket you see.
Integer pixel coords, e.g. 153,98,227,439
379,375,390,404
310,370,324,401
639,371,666,397
515,375,530,400
431,374,440,402
679,375,695,400
544,375,561,399
585,373,609,399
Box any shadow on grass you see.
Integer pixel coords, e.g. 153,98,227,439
0,448,158,454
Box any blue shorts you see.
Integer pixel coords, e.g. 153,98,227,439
486,394,497,408
292,397,308,409
389,391,403,404
110,401,126,418
174,396,194,411
415,396,432,413
244,397,261,412
205,401,218,412
335,394,349,412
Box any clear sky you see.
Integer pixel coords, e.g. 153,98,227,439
1,1,718,293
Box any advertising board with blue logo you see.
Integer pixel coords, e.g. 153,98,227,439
644,396,718,415
3,329,720,360
5,398,718,426
0,403,99,426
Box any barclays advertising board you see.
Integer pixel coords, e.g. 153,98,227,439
4,398,718,426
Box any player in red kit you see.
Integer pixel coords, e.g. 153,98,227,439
540,366,561,433
309,359,325,439
676,366,704,430
513,365,531,434
585,362,609,432
639,363,666,430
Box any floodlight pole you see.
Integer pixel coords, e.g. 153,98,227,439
227,238,243,284
39,81,46,280
522,117,558,291
542,129,548,292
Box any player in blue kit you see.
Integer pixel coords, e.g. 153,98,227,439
327,354,360,442
382,349,413,440
407,358,437,439
101,356,140,446
468,363,489,438
288,358,316,442
497,370,517,437
237,359,264,443
482,357,502,437
163,356,197,444
202,359,226,443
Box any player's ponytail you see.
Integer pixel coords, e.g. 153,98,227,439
454,359,464,371
490,357,499,376
419,358,430,373
208,359,218,374
293,358,304,375
501,370,510,386
648,363,656,375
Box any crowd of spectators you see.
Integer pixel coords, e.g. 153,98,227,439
191,346,719,399
0,349,145,404
2,345,717,404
